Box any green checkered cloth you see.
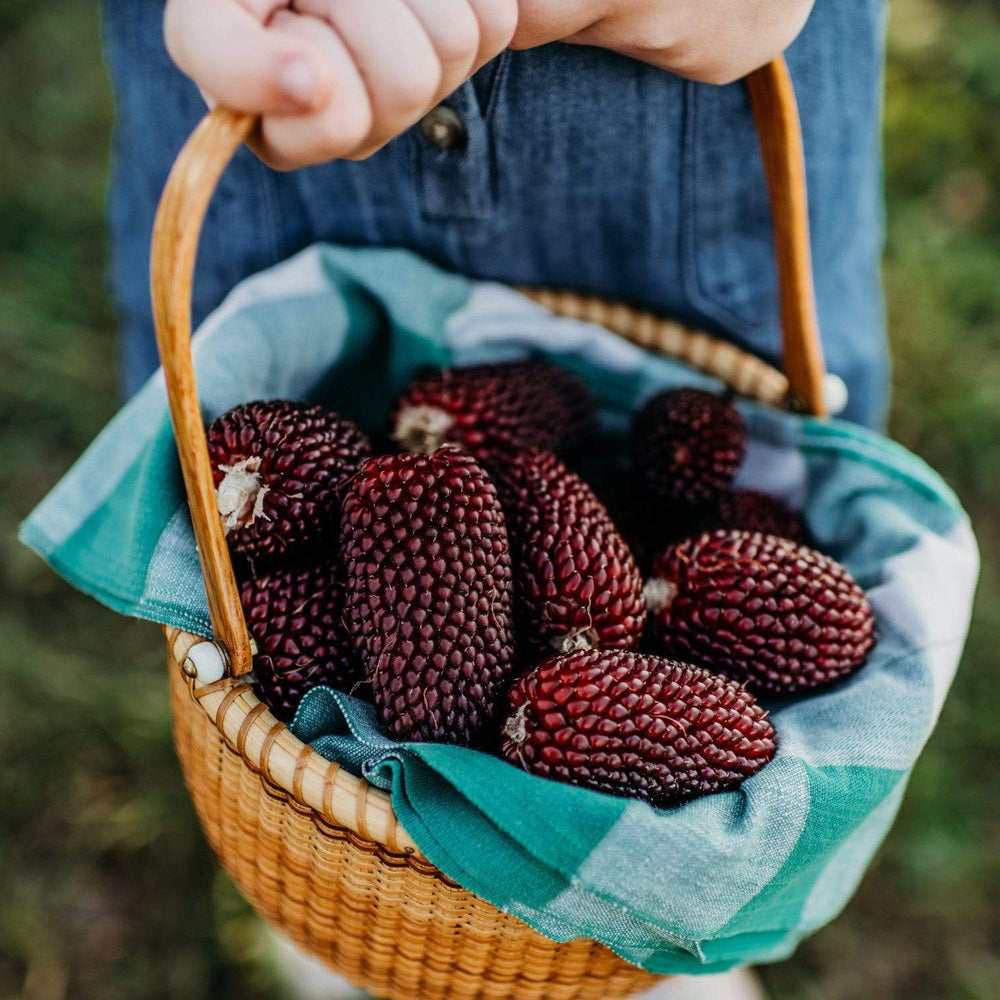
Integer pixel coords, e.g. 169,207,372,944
21,246,978,975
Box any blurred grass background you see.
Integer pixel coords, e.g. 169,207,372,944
1,1,997,997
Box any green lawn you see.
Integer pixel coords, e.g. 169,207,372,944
1,1,997,997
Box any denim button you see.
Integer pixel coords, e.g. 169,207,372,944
414,83,493,222
419,105,467,151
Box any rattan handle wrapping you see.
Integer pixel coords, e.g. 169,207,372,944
150,56,827,676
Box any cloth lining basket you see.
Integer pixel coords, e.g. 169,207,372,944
154,57,843,999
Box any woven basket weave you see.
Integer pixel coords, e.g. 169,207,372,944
168,630,656,998
153,57,828,999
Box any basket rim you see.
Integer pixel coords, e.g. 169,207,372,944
520,287,793,408
165,626,422,858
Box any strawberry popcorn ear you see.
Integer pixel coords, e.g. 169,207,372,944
631,388,746,505
486,447,646,657
500,649,776,808
207,399,370,561
339,449,517,745
648,530,875,694
239,560,360,722
391,360,593,459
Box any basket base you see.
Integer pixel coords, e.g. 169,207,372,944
168,648,660,1000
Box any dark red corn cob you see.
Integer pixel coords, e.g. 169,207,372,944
240,559,361,722
339,448,516,744
207,400,371,561
499,648,776,807
646,530,875,693
706,490,805,541
488,448,646,655
391,360,593,457
631,388,746,504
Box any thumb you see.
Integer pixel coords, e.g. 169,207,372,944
164,0,335,114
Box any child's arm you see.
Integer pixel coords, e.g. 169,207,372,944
164,0,812,171
513,0,817,85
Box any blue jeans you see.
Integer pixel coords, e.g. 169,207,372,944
103,0,889,428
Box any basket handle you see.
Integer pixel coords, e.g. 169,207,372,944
151,110,257,675
746,58,827,418
150,56,827,676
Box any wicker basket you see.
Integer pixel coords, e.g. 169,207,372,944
152,57,829,999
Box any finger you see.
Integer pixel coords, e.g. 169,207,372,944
164,0,335,113
342,0,517,160
465,0,519,71
401,0,480,100
253,11,373,168
296,0,442,153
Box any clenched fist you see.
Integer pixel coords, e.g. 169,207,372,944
164,0,518,169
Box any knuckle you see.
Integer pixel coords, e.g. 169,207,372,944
310,97,374,156
414,60,444,105
334,104,374,151
482,0,518,49
434,7,480,69
382,61,440,117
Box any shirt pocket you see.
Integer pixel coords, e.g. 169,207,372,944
681,79,778,350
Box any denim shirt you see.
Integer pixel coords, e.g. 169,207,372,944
103,0,888,428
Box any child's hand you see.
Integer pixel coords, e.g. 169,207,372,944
165,0,811,171
513,0,816,85
163,0,517,169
